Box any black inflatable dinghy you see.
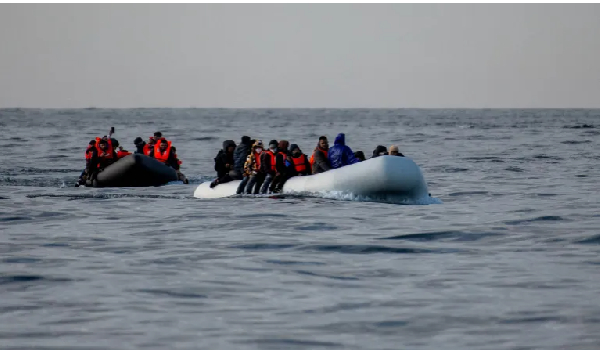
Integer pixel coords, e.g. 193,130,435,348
90,154,178,187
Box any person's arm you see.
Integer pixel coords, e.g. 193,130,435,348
168,153,180,170
275,153,286,174
305,155,312,175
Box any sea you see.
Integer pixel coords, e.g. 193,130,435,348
1,108,599,350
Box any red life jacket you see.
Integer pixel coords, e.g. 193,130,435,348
292,154,308,173
265,150,276,172
85,145,94,160
254,151,262,171
154,140,172,163
309,148,328,167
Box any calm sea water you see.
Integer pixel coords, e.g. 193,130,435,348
1,108,600,349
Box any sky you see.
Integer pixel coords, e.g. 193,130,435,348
1,4,599,108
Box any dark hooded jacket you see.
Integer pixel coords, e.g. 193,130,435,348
214,140,236,178
275,140,293,174
328,133,359,169
134,137,146,154
233,136,252,175
371,145,388,158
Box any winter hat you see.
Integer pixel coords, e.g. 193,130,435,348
254,140,264,148
134,137,144,145
241,136,251,145
269,140,278,148
289,144,300,152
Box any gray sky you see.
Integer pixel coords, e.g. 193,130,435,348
1,4,599,108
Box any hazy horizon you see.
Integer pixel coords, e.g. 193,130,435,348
1,4,599,108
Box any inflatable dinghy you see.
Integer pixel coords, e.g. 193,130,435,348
90,154,178,187
194,156,430,201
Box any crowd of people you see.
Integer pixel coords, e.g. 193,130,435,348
77,131,188,186
209,132,405,194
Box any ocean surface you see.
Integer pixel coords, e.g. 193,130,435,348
1,108,600,350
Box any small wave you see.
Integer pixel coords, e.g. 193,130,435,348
0,274,73,285
560,140,592,145
574,234,600,245
448,191,489,197
380,230,499,242
505,166,524,172
26,193,188,200
192,136,219,141
505,215,564,225
564,124,595,129
135,288,207,299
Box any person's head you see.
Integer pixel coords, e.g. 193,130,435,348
241,136,251,146
278,140,289,151
354,151,366,161
222,140,236,154
98,139,108,150
154,131,162,139
268,140,278,153
318,136,329,149
373,145,388,157
134,137,145,146
254,140,264,153
334,133,345,146
89,140,96,146
111,139,119,148
290,144,301,156
389,145,399,156
159,141,168,151
149,136,156,145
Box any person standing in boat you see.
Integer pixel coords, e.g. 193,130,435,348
309,136,331,174
210,140,237,188
232,136,252,180
389,145,405,157
259,140,278,194
328,133,359,169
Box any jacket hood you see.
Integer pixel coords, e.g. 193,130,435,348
334,133,345,146
241,136,252,146
278,140,289,150
289,144,300,152
222,140,236,152
372,145,388,157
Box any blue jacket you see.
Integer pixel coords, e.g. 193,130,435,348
328,133,359,169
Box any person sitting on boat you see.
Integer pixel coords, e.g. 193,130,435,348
354,151,366,162
210,140,237,188
143,132,162,156
151,139,180,169
84,139,117,184
328,133,359,170
389,145,405,157
309,136,330,174
290,144,311,176
237,140,264,194
371,145,388,158
133,137,146,154
232,136,252,180
259,140,278,194
270,140,294,193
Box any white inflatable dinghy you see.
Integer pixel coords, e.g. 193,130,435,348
194,156,430,201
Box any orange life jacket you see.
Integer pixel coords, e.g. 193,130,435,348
143,144,153,156
117,150,132,159
153,140,172,163
309,148,328,167
95,137,114,160
292,154,308,173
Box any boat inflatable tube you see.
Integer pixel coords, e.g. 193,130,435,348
194,156,430,200
92,154,178,188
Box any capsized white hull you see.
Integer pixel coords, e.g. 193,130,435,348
194,156,430,201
